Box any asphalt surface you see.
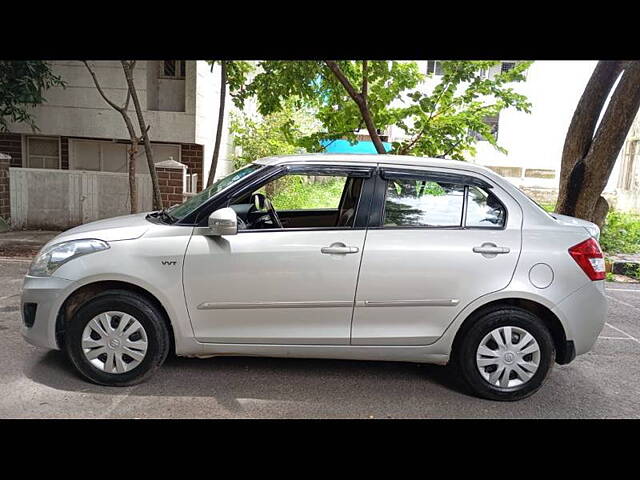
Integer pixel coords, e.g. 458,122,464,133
1,258,639,418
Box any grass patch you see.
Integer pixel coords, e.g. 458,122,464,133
600,210,640,255
540,202,556,213
271,177,346,210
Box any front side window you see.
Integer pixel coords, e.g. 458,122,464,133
261,174,347,211
383,178,465,227
236,171,364,230
466,186,506,228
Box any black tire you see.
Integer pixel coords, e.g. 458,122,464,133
65,289,170,386
454,307,555,401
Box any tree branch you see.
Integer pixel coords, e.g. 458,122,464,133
83,61,126,113
362,60,368,100
121,60,163,210
324,60,386,154
325,60,363,105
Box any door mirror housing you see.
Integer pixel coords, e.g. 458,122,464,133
207,207,238,236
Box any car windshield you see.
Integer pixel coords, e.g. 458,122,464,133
165,163,263,221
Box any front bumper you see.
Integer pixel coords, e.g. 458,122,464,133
21,275,75,350
553,280,607,358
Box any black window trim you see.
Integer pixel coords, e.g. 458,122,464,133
464,183,508,230
192,163,377,232
176,163,279,226
370,168,508,231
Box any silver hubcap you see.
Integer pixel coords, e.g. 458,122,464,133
81,311,148,374
476,326,541,388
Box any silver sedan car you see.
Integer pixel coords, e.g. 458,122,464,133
21,154,607,401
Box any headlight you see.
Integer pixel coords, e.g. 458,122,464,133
28,239,110,277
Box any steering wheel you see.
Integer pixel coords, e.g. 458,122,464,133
250,193,283,229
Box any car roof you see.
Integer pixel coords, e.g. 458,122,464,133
254,153,497,177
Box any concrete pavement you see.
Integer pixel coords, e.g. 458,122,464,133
0,230,60,257
1,258,639,418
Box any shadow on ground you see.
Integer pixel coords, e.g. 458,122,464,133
26,349,472,402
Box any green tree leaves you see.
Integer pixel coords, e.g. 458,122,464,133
237,60,532,160
230,98,319,169
0,61,65,132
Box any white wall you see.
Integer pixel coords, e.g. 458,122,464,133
195,61,235,185
389,61,632,192
469,62,596,171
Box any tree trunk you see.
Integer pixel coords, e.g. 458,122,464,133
357,100,387,154
206,61,227,187
324,60,387,154
121,61,163,210
83,60,140,214
558,61,623,190
556,61,640,226
128,139,138,213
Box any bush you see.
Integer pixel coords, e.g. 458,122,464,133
271,177,345,210
600,210,640,255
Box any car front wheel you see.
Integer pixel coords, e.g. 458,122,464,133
455,307,555,401
65,290,170,386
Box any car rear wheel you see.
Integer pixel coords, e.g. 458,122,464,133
455,307,555,401
65,290,170,386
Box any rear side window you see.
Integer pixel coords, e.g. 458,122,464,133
466,186,506,228
383,179,465,227
380,173,507,229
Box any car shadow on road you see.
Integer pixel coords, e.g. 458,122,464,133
25,350,475,411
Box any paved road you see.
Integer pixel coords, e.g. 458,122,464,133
1,258,639,418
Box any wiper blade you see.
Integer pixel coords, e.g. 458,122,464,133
159,207,176,223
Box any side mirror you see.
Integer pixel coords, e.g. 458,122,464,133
207,207,238,236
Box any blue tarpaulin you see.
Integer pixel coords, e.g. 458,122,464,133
320,139,392,154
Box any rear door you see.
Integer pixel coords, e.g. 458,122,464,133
351,166,522,345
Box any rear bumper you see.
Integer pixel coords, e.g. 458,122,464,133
21,275,75,350
552,281,607,359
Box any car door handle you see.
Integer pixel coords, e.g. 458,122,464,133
321,242,360,255
473,243,510,255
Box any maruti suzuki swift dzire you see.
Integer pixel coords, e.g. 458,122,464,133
22,154,607,401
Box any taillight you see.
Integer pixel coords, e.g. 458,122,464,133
568,237,605,281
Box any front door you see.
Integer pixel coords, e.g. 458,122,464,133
351,168,522,345
183,165,373,345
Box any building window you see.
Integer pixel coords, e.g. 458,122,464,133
426,61,444,76
161,60,186,79
470,114,500,141
70,139,181,174
71,140,128,172
484,115,499,139
501,62,516,73
26,136,60,169
618,139,638,191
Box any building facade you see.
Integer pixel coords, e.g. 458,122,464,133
0,60,237,227
0,60,233,194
